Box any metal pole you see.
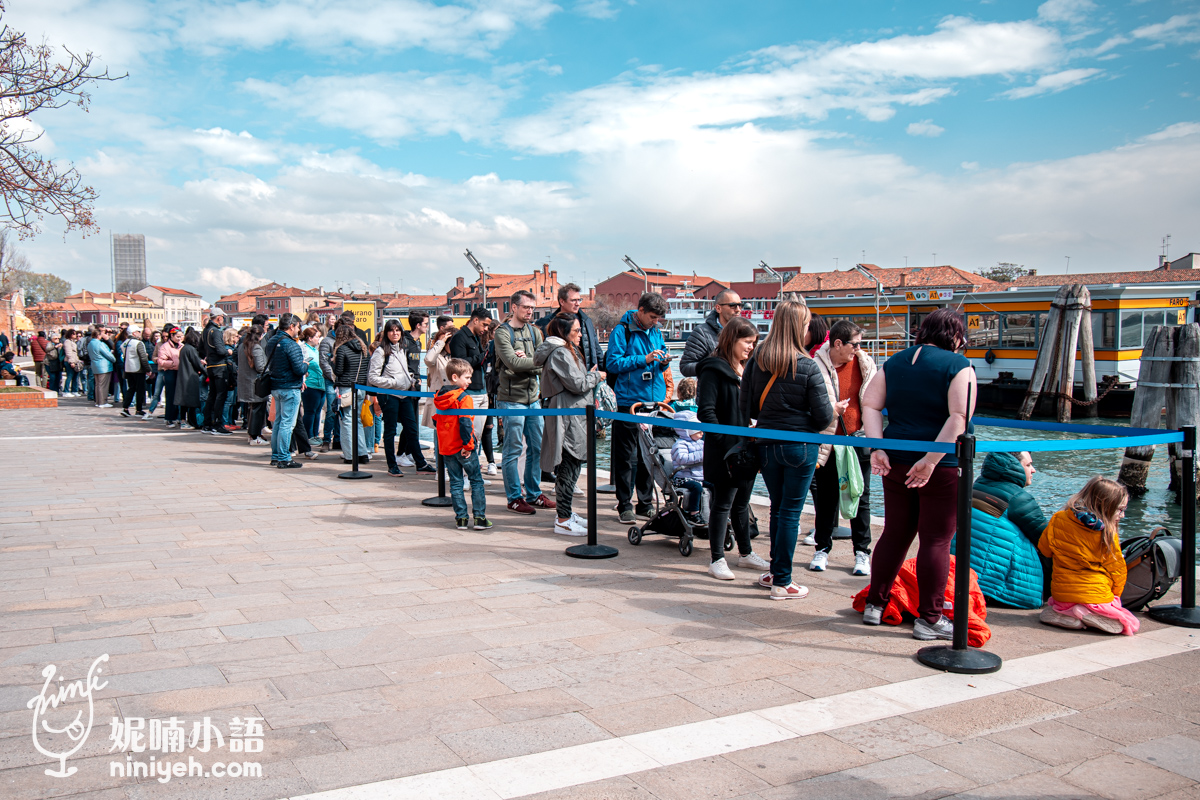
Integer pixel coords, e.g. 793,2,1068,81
1150,425,1200,626
917,432,1002,673
422,451,454,507
339,386,373,479
567,404,618,559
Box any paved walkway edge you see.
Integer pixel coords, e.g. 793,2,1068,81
287,625,1198,800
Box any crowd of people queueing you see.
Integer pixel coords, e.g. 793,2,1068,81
15,285,1142,641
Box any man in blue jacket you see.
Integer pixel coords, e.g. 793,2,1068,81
605,292,670,523
265,314,308,469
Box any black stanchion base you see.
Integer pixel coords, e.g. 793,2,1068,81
422,496,454,508
338,471,373,480
916,645,1003,675
596,484,616,495
1148,604,1200,628
565,544,619,559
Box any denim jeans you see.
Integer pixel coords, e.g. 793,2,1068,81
86,370,94,401
162,371,179,423
499,400,543,502
445,451,486,520
64,364,82,393
148,370,164,413
323,385,339,444
302,386,324,439
271,388,302,464
758,442,819,589
337,386,370,461
45,368,61,394
223,383,238,427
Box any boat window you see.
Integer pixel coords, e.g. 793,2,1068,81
1120,310,1143,348
1003,313,1038,348
966,313,1001,348
1091,310,1116,349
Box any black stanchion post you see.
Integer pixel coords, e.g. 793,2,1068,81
1150,425,1200,627
422,451,454,508
339,386,372,480
567,405,618,559
917,432,1002,674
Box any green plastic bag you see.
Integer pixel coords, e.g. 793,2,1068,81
835,445,864,520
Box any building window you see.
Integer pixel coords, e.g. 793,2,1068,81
503,301,510,313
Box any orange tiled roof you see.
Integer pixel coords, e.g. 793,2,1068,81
63,291,155,303
384,295,447,308
1010,269,1200,288
782,265,998,294
146,285,202,297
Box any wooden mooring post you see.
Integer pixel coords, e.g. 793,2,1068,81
1019,284,1096,422
1118,323,1200,501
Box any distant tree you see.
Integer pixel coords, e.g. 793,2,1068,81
589,296,632,339
15,269,70,302
0,2,122,237
977,262,1030,283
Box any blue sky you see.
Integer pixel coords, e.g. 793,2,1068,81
10,0,1200,301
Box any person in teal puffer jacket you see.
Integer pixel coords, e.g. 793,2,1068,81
952,450,1048,609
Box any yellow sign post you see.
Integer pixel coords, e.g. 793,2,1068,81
343,302,376,338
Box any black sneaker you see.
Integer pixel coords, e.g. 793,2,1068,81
120,409,132,417
635,504,653,520
474,517,493,530
358,455,369,464
455,517,470,530
618,507,636,524
388,465,404,477
277,461,302,469
210,427,232,437
416,463,436,474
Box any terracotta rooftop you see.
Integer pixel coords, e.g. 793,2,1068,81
384,295,449,309
145,285,202,297
782,265,998,294
1009,269,1200,288
63,291,155,303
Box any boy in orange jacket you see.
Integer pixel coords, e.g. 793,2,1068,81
435,358,491,531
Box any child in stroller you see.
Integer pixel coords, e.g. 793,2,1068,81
671,410,706,528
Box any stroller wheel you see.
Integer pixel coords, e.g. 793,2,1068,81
679,537,693,557
724,531,734,552
628,527,643,545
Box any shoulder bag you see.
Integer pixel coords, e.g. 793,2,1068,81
254,340,277,397
724,369,778,474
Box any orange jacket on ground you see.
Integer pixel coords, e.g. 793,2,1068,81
1037,508,1126,604
434,386,476,456
852,555,992,647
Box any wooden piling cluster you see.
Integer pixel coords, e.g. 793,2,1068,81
1117,323,1200,501
1018,283,1097,422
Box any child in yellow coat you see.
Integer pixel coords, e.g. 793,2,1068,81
1037,476,1138,635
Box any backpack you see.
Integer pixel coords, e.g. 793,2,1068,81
1120,526,1183,611
600,321,632,390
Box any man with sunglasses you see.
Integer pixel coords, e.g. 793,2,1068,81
680,289,743,378
810,319,878,576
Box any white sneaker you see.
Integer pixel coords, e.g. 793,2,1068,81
809,551,828,571
554,516,587,536
574,485,584,495
737,551,769,570
569,512,588,527
249,437,268,445
802,531,817,546
141,412,153,420
863,603,884,626
707,558,735,581
98,403,113,408
398,454,415,467
486,462,497,476
853,552,871,576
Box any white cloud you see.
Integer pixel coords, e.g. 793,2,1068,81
196,266,268,293
244,73,513,143
1132,13,1200,46
906,119,944,137
1037,0,1096,25
576,0,617,20
184,128,279,165
507,17,1061,155
1142,121,1200,142
176,0,561,57
1001,67,1102,99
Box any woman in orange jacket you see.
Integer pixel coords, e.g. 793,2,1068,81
1037,477,1138,635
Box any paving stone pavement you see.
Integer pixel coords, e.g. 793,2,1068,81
2,399,1199,800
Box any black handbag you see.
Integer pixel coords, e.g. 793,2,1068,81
725,371,778,474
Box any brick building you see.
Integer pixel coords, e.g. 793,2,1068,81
446,263,562,319
593,266,714,308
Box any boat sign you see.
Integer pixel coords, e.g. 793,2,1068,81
905,290,954,302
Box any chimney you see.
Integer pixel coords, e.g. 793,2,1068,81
816,276,823,291
456,276,464,290
1027,269,1037,276
899,273,906,288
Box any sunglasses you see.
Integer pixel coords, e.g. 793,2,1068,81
720,302,744,309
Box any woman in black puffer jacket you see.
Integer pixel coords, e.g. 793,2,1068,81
696,316,770,582
332,322,372,463
740,301,834,601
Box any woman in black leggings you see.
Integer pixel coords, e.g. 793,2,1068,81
696,317,770,581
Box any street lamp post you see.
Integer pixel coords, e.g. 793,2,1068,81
464,249,487,316
622,255,647,295
852,263,885,355
758,260,783,307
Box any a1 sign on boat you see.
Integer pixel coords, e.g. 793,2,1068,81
905,290,954,301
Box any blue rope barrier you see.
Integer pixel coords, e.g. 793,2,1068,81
354,384,434,398
971,416,1168,437
978,431,1183,453
438,408,588,417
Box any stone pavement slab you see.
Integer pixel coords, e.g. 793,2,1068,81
1,402,1199,800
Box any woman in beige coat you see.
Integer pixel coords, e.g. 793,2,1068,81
420,324,456,429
